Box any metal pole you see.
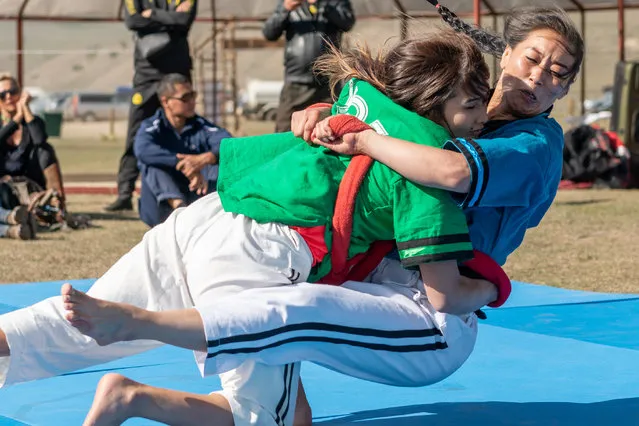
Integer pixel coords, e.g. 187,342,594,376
199,53,206,118
618,0,625,62
230,20,239,133
211,0,218,122
221,24,228,129
16,0,30,86
580,9,586,116
474,0,481,26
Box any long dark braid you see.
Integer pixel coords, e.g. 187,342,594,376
424,0,505,57
434,3,506,57
429,1,584,81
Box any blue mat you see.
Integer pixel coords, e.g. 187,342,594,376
0,280,638,425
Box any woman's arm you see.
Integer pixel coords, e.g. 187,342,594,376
418,261,497,315
300,110,472,193
358,130,471,193
25,116,47,145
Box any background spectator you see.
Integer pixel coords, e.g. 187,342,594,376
0,75,65,208
263,0,355,132
134,73,231,227
105,0,198,212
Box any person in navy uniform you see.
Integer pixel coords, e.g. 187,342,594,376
134,73,231,227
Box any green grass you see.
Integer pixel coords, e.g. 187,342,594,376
51,137,122,177
1,190,639,296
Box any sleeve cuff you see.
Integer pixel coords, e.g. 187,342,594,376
443,138,488,208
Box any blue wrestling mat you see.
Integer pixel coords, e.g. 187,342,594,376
0,279,638,425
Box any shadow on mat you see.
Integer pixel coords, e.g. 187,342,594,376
315,398,639,426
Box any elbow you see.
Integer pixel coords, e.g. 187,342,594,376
262,29,279,41
445,159,471,193
425,285,465,315
428,297,459,315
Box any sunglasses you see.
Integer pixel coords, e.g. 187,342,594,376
169,91,197,103
0,87,19,99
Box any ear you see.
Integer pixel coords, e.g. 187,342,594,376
499,45,512,70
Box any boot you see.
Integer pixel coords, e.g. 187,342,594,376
42,163,66,211
104,196,133,212
6,205,28,225
5,224,34,240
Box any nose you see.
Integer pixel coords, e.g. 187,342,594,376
529,64,545,86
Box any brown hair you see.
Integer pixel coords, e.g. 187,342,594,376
437,4,584,84
0,74,19,89
314,30,490,124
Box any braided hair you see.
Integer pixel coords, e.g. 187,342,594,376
432,2,584,81
436,4,506,57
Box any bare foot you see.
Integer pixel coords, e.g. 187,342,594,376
83,373,138,426
61,283,140,346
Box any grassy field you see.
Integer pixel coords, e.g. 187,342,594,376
1,188,638,294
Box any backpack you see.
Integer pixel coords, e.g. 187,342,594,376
562,125,630,188
0,176,75,230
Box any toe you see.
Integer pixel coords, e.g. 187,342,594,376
61,283,73,298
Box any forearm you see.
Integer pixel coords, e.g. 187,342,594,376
22,106,34,124
26,117,47,144
203,151,218,165
324,3,356,32
361,131,470,193
425,276,497,315
262,6,289,41
150,9,193,28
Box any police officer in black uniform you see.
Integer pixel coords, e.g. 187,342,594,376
263,0,355,133
106,0,197,212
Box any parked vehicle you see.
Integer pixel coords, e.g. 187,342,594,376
241,79,283,121
63,91,131,122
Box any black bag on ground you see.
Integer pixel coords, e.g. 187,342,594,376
562,125,627,188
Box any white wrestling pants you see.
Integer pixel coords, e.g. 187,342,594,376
0,193,477,426
207,258,478,426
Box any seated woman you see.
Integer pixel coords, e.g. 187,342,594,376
0,75,66,210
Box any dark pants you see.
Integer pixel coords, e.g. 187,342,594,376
139,164,218,227
116,81,161,199
275,81,332,133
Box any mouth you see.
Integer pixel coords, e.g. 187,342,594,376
520,89,538,104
